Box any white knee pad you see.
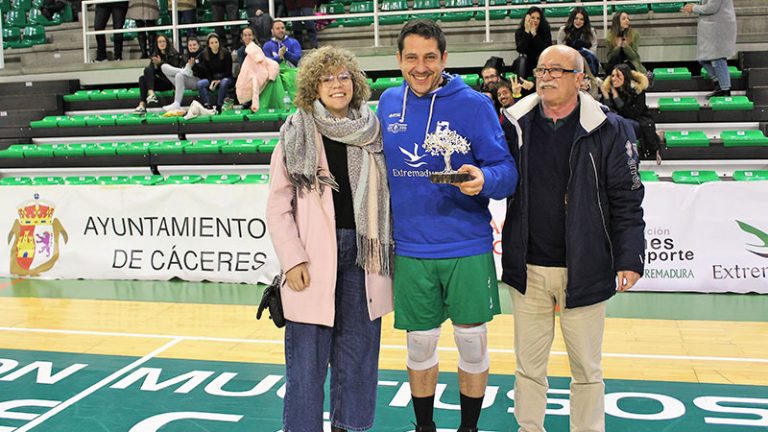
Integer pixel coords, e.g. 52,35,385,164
453,323,489,374
406,328,441,371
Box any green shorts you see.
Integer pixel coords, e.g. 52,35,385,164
393,252,501,331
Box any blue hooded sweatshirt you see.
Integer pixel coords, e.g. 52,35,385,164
378,73,518,259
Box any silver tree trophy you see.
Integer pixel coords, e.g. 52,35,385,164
423,122,474,184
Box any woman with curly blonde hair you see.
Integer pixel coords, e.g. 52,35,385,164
266,45,393,432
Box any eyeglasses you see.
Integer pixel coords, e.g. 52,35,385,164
532,67,582,78
319,72,353,85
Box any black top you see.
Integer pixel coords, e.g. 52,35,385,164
322,135,356,230
526,105,580,267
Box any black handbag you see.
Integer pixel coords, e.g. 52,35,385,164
257,274,286,328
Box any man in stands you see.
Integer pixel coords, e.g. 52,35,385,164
263,19,302,67
501,44,646,432
377,19,518,432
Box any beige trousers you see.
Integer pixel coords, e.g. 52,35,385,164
512,264,607,432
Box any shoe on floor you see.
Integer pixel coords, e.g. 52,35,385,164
133,106,147,115
163,102,181,112
146,93,159,105
706,88,731,98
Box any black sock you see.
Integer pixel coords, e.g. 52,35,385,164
411,394,435,427
459,393,484,428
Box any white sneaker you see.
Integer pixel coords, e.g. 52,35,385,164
163,102,181,112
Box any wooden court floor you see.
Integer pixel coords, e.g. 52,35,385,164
0,277,766,431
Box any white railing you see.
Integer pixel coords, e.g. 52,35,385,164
80,0,686,63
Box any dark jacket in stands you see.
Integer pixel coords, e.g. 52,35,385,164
600,69,660,159
515,26,552,78
500,92,645,308
197,48,234,81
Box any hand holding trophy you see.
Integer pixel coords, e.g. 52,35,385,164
424,122,474,184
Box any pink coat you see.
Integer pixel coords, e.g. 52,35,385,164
266,140,394,327
236,42,280,111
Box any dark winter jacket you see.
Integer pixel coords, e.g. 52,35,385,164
500,91,646,308
601,70,660,159
197,48,234,81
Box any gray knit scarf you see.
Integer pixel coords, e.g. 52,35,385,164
279,100,392,276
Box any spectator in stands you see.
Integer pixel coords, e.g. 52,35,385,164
127,0,159,59
682,0,737,98
501,45,645,432
235,31,279,111
557,7,599,76
263,20,302,66
480,56,504,93
600,63,661,162
285,0,317,49
514,6,552,81
247,0,274,46
266,45,391,432
93,0,128,62
235,26,256,70
493,80,521,110
39,0,68,21
161,37,203,112
176,0,197,39
605,11,647,74
196,33,235,112
134,34,183,114
211,0,240,49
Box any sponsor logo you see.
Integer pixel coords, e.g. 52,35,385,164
388,122,408,134
7,193,68,276
736,220,768,258
398,143,427,168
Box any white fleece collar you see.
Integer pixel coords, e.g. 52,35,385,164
504,91,606,133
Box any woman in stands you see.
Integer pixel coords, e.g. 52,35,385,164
514,6,552,80
161,37,203,112
557,7,600,75
195,33,235,113
233,26,256,78
266,46,392,432
605,11,647,74
601,63,661,162
134,34,183,114
235,28,280,112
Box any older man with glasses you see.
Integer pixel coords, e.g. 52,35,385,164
499,45,646,432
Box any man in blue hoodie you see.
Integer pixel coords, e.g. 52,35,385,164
377,20,518,432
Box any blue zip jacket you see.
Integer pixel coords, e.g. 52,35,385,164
501,92,646,308
378,73,518,259
262,36,301,66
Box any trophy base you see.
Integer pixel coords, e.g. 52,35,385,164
429,171,474,184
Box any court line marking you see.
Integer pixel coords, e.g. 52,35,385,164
1,326,767,364
12,337,182,432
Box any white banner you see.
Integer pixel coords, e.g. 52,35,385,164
1,185,280,284
489,182,768,294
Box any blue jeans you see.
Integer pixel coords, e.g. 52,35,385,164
196,77,234,107
700,58,731,91
283,228,382,432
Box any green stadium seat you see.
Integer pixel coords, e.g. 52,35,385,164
341,0,374,26
2,26,22,49
459,74,480,87
658,97,700,111
732,170,768,181
28,7,60,25
31,176,65,185
12,0,31,10
90,88,125,101
509,0,538,19
664,130,710,147
118,88,142,99
165,174,203,184
411,0,441,21
371,76,403,90
212,109,249,123
639,171,659,182
720,130,768,147
23,144,60,157
476,0,507,20
130,175,164,185
5,10,27,27
86,114,121,126
117,141,156,156
98,176,132,185
55,2,73,21
115,114,144,126
442,0,475,22
318,2,343,28
259,138,279,153
379,0,409,25
651,2,683,13
671,170,720,184
150,141,188,155
700,66,742,79
29,115,63,128
204,174,242,184
54,143,90,157
614,3,648,14
63,90,100,102
584,4,612,15
185,140,226,154
146,112,180,125
544,6,573,18
119,19,137,41
0,0,11,12
85,142,126,156
65,176,98,185
0,147,26,158
241,173,270,184
653,67,691,81
182,112,215,124
709,96,754,111
222,139,262,154
247,108,284,122
0,176,32,185
57,115,90,127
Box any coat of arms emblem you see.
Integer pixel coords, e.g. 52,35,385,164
6,194,68,276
